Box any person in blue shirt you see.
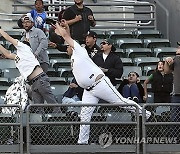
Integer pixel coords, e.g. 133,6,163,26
30,0,47,31
17,0,47,33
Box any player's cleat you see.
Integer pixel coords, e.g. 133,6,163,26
133,96,139,103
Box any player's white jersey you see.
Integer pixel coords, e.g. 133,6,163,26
71,40,104,89
15,41,40,80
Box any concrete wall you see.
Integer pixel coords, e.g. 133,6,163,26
146,0,180,47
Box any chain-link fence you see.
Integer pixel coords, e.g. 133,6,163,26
26,104,139,154
3,103,180,153
142,103,180,154
0,104,23,154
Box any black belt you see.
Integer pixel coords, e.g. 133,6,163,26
86,79,102,91
174,94,180,96
28,72,46,85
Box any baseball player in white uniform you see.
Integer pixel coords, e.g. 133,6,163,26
55,20,151,144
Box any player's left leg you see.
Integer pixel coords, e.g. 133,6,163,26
93,76,151,118
78,90,99,144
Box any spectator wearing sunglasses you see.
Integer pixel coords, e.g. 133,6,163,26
118,71,145,103
92,38,123,86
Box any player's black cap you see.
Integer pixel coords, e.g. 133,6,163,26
86,31,97,38
102,38,116,52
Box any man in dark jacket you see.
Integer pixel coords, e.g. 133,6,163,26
92,38,123,86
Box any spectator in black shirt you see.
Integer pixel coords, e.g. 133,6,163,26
85,31,101,58
63,0,96,44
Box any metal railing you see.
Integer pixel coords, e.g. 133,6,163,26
26,103,139,154
142,103,180,154
12,1,157,30
0,104,23,154
1,103,180,153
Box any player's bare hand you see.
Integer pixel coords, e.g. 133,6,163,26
69,83,78,88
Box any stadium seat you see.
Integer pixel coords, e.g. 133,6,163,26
116,38,143,49
155,106,170,116
2,68,20,79
0,86,9,97
51,84,69,96
153,47,177,60
143,38,171,48
0,95,5,105
122,66,142,78
96,38,104,46
58,68,73,78
47,48,69,59
92,29,106,39
126,48,152,58
106,111,133,122
50,59,71,70
5,30,22,40
143,65,156,76
114,48,125,57
121,58,133,66
0,77,10,86
107,29,134,40
49,77,67,85
146,92,154,103
133,57,160,68
46,67,58,77
134,29,162,39
0,59,16,70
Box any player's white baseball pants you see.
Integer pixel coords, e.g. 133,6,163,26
78,76,150,144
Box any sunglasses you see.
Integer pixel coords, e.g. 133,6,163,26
100,42,109,45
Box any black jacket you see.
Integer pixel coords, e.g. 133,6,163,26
63,78,83,100
92,52,123,85
152,71,173,94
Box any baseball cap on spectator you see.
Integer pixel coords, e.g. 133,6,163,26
102,38,116,52
86,31,97,38
22,13,34,22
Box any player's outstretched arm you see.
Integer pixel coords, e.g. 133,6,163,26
0,29,18,46
55,20,74,48
0,44,16,60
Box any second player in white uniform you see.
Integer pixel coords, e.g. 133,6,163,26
55,20,151,144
